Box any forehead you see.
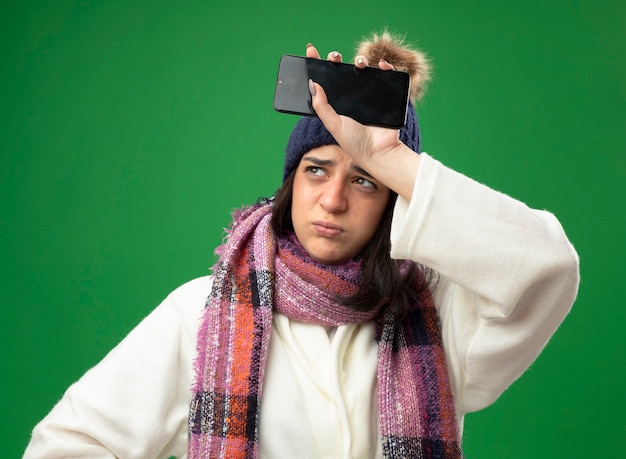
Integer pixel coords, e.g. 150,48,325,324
301,145,374,179
301,144,353,164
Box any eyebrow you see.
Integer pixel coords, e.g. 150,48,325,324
302,156,375,179
303,156,334,167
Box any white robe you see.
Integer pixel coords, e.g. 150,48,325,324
23,154,579,458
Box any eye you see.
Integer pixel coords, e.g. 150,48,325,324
354,177,377,189
304,166,326,177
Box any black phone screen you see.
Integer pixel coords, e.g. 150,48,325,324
273,55,410,129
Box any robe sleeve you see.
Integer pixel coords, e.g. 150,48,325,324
390,153,579,416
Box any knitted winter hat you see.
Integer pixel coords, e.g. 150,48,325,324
282,32,431,182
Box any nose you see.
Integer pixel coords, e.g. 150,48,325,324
319,178,347,213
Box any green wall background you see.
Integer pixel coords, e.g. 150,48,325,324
2,1,625,457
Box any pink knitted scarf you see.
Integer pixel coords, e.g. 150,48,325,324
189,201,462,458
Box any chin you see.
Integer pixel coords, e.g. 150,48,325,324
309,248,354,265
300,237,358,265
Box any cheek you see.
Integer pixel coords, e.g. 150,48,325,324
290,175,318,221
290,188,313,237
290,175,304,213
361,209,385,239
360,197,390,240
290,189,305,227
362,194,390,225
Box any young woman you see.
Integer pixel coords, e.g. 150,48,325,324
24,33,580,459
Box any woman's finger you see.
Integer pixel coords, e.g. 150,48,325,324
378,58,395,70
327,51,343,62
354,55,368,69
306,43,321,59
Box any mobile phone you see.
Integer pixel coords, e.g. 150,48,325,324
273,55,411,129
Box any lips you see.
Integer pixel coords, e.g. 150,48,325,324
313,220,344,237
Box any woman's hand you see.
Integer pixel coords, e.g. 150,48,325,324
304,45,402,161
305,44,421,201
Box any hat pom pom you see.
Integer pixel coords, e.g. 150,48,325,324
355,31,431,102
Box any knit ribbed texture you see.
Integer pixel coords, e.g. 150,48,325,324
188,200,462,458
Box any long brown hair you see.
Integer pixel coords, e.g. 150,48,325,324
270,171,435,317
